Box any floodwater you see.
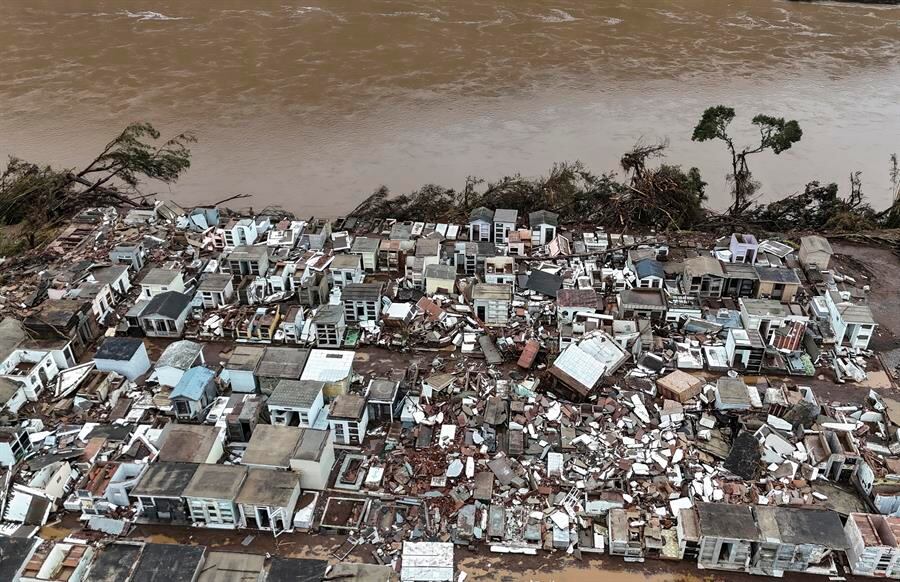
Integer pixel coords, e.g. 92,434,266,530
1,1,899,215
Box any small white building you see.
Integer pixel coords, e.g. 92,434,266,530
221,345,265,393
631,259,665,289
268,379,326,427
682,256,725,298
424,264,457,295
312,304,346,349
844,512,900,578
170,367,218,421
366,378,402,423
350,237,380,272
237,468,300,533
138,291,192,338
140,268,185,299
328,393,369,446
0,377,28,415
223,245,270,277
739,298,807,346
266,219,305,249
799,235,833,270
0,424,33,467
156,423,224,465
405,255,438,291
267,262,297,295
528,210,558,247
92,337,150,382
109,243,145,272
342,283,383,323
493,209,518,244
89,265,132,298
302,218,332,251
472,283,512,326
484,256,516,287
68,281,117,323
0,348,62,400
301,349,355,401
155,339,205,387
183,464,248,529
197,273,234,309
825,291,877,350
729,233,759,264
289,428,335,491
468,207,493,242
330,254,364,288
223,217,260,248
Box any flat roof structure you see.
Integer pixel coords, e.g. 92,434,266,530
330,393,367,420
85,543,142,582
367,379,400,403
226,245,269,261
141,268,181,287
351,237,380,253
257,347,310,379
131,544,206,582
312,304,344,325
301,349,354,383
243,425,303,468
696,502,761,541
401,542,454,582
224,345,266,372
131,462,200,499
157,424,220,464
342,283,383,301
293,428,331,462
183,464,247,500
197,273,233,292
493,209,518,223
0,538,39,582
94,337,144,361
236,468,300,508
266,557,328,582
269,380,324,409
556,289,599,308
197,551,265,582
330,254,361,269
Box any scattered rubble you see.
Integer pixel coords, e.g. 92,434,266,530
0,206,898,580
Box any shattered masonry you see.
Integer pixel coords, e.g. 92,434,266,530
1,206,900,580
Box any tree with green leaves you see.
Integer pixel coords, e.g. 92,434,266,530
691,106,802,216
0,122,194,248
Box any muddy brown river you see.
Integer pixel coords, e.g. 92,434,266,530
1,1,899,215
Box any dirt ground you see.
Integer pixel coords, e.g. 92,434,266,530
104,522,854,582
832,242,900,352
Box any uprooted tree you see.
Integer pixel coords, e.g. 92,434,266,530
691,106,802,217
617,141,708,230
349,150,710,232
0,122,195,248
744,176,876,232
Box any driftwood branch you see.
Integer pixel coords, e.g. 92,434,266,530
204,193,253,207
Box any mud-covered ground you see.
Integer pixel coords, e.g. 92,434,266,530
833,242,900,352
84,520,843,581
